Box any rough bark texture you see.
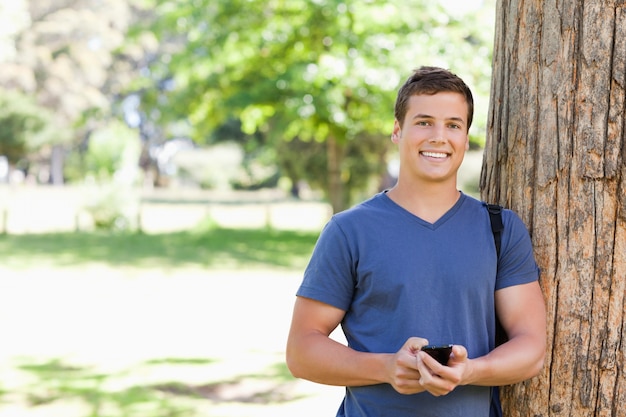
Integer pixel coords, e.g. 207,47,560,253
481,1,626,416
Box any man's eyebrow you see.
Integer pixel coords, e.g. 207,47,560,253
447,116,466,124
411,113,466,124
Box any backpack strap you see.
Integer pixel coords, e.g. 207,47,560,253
486,204,503,257
486,203,506,417
486,203,508,348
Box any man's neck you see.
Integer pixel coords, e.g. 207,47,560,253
386,181,461,224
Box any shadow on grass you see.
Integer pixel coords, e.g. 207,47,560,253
0,226,319,270
152,361,304,405
11,357,305,417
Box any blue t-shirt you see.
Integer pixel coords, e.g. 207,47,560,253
296,192,539,417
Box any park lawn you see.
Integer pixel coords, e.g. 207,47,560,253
0,225,320,270
0,227,344,417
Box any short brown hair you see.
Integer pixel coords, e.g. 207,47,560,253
394,66,474,131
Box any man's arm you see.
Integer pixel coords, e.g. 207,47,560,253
286,296,427,393
461,281,547,386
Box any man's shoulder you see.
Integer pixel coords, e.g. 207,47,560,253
333,192,390,220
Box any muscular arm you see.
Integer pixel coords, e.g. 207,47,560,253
286,296,426,392
461,281,547,386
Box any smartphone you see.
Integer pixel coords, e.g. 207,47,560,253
421,344,453,365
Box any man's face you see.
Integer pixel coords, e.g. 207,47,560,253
392,92,469,185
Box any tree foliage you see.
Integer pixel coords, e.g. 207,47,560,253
0,0,494,200
0,0,152,180
0,89,61,165
4,0,136,121
65,120,141,182
134,0,495,209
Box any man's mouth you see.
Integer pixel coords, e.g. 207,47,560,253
421,151,448,159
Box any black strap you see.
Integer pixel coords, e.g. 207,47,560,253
486,203,506,417
486,203,508,348
486,204,503,258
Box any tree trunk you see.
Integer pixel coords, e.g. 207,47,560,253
50,144,65,185
481,1,625,416
327,134,346,213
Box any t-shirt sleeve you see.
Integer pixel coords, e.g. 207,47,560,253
296,218,355,311
495,210,540,290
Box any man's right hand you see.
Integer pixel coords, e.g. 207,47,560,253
386,337,429,395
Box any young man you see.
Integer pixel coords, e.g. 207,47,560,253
286,66,546,416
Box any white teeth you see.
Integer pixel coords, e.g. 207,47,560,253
421,151,447,158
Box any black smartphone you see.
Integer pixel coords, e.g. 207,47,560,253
421,344,453,365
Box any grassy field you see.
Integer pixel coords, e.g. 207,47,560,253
0,225,345,417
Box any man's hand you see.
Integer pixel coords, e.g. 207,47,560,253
386,337,429,395
416,344,470,396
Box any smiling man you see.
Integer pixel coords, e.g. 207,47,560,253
286,66,546,417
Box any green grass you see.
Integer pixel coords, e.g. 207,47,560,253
10,356,299,417
0,225,326,416
0,226,319,270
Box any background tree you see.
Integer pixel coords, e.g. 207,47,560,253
0,89,59,168
136,0,495,211
0,0,150,184
481,1,625,415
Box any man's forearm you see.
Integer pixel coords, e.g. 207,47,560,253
286,331,392,387
462,334,546,387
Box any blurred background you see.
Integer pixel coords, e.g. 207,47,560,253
0,0,495,416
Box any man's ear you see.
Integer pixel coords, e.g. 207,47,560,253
391,120,401,143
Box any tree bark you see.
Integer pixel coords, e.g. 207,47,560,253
482,1,625,416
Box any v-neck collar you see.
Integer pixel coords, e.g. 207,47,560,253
379,191,466,229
